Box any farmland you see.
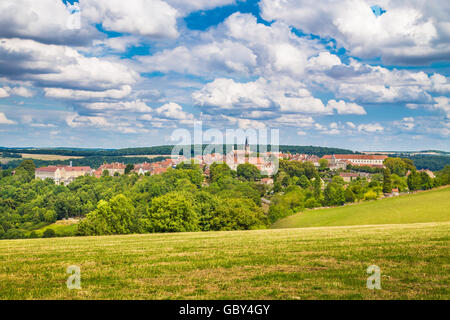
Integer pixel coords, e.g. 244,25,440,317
0,222,448,300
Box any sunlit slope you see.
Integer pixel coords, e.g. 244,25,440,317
272,187,450,229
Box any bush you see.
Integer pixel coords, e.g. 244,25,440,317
43,228,56,238
364,190,378,201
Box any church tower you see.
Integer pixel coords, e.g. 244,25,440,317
245,137,250,155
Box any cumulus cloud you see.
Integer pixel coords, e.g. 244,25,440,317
1,86,34,98
0,38,139,91
0,112,15,124
139,41,257,76
0,0,98,45
156,102,195,121
260,0,450,65
358,123,384,133
0,88,9,98
326,99,366,115
193,77,366,116
82,0,178,39
433,97,450,117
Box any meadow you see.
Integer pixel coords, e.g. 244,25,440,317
0,222,448,299
272,187,450,229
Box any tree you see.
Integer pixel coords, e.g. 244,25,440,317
210,198,267,231
324,182,345,206
16,160,36,181
142,192,199,233
344,188,356,203
237,163,261,181
382,168,392,193
78,194,137,236
296,175,310,189
436,165,450,186
419,171,433,190
125,164,134,175
209,162,235,182
319,159,329,171
407,170,421,191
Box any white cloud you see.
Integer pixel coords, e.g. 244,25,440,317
346,121,356,129
165,0,236,15
139,41,257,76
156,102,194,120
307,52,342,71
223,116,266,129
66,114,110,128
0,88,9,98
193,78,272,110
1,86,34,98
0,112,16,125
274,115,315,127
327,99,366,115
84,100,152,113
358,123,384,133
394,117,415,130
81,0,178,39
193,77,367,116
433,96,450,117
0,0,97,45
0,38,139,91
260,0,450,64
44,86,132,100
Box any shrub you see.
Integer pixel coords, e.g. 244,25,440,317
43,228,56,238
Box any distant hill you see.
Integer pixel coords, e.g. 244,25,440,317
0,145,357,158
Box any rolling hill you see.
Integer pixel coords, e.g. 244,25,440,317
272,187,450,229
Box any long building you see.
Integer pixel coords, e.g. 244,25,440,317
35,165,93,185
322,154,387,167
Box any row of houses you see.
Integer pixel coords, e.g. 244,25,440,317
35,151,391,185
35,158,177,185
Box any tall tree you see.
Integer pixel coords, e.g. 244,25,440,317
382,168,392,193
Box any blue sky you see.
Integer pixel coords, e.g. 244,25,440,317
0,0,449,151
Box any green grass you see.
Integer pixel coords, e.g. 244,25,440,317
272,187,450,229
30,223,79,238
0,222,448,299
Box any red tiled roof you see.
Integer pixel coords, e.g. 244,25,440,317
64,166,92,172
36,167,59,172
98,163,126,170
339,172,359,177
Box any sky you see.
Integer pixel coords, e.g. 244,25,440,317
0,0,449,151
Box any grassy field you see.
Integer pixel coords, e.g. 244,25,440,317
28,219,79,238
19,154,84,161
272,187,450,229
0,222,448,299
